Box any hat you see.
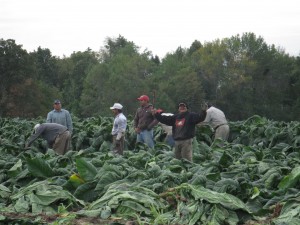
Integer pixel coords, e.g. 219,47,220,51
54,99,61,104
110,103,123,110
161,113,174,116
178,102,188,108
34,124,40,131
137,95,149,102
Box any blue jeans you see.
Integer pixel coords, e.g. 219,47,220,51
136,129,154,148
165,135,175,148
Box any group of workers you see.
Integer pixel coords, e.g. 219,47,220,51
25,95,229,162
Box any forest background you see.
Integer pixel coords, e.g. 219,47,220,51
1,32,300,121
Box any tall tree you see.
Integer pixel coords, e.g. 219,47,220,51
30,47,59,86
0,39,33,116
81,36,158,116
58,49,99,115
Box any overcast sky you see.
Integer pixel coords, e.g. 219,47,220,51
1,0,300,58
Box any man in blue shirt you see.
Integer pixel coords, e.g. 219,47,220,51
46,100,73,133
110,103,127,155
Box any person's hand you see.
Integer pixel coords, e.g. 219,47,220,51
201,103,208,111
152,108,163,115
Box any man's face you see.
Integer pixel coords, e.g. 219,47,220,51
139,100,147,106
111,109,118,115
178,104,188,113
53,102,62,111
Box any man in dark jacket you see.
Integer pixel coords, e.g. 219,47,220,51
154,102,206,162
25,123,71,155
134,95,158,148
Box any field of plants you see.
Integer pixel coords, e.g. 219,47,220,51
1,115,300,224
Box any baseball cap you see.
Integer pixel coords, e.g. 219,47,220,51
137,95,149,101
178,102,188,108
54,99,61,104
110,103,123,110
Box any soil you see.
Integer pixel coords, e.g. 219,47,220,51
0,212,137,225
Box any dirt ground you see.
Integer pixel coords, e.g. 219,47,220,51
0,212,138,225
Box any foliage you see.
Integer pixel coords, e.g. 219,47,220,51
1,33,300,120
1,115,300,224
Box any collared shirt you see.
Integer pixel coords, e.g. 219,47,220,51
46,109,73,132
112,113,127,136
202,106,228,129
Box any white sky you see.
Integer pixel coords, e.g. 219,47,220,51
1,0,300,58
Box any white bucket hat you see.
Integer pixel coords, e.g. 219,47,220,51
110,103,123,110
34,123,40,131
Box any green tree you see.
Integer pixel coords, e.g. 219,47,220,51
81,36,158,116
58,49,99,115
0,39,33,116
30,47,59,86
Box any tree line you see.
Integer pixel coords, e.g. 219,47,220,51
1,33,300,121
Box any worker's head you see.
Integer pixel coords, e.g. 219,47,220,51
110,103,123,115
178,102,188,113
34,123,40,133
137,95,149,106
53,99,62,111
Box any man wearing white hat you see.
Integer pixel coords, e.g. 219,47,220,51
110,103,127,155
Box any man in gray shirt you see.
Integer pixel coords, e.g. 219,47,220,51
200,103,229,142
46,100,73,133
25,123,71,155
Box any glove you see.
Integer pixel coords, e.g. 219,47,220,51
116,132,123,140
156,108,163,114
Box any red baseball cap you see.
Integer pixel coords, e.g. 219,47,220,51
137,95,149,101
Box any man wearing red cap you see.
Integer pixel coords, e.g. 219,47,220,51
134,95,158,148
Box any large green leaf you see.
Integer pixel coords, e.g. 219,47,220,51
26,157,54,178
278,166,300,190
76,157,97,181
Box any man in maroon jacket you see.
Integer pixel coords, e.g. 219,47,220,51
134,95,158,148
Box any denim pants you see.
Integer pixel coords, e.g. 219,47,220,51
136,129,154,148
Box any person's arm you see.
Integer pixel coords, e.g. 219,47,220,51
46,112,52,123
191,110,207,124
66,111,73,133
155,113,175,126
116,117,127,140
26,127,44,147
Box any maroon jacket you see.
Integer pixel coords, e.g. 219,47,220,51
134,104,158,131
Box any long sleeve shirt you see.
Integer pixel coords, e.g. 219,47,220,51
46,109,73,132
111,113,127,137
155,110,206,141
202,106,228,129
27,123,68,148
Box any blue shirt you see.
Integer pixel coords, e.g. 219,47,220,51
112,113,127,136
46,109,73,132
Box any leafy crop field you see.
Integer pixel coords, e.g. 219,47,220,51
1,115,300,224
